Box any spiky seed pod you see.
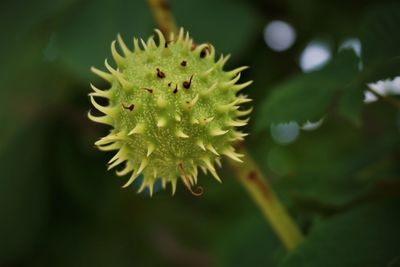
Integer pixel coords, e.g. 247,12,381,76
89,28,252,196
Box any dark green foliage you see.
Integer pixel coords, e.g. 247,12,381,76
1,0,399,266
254,50,359,130
281,198,400,267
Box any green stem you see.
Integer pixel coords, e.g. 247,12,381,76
228,144,304,251
146,0,303,251
146,0,178,36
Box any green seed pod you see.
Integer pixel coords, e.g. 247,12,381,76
89,28,252,196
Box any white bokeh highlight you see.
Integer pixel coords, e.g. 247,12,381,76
301,118,324,131
270,122,300,145
365,77,400,103
299,41,331,72
339,38,362,57
264,20,296,52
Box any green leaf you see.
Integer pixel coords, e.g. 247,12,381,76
171,0,259,56
53,0,154,80
280,198,400,267
0,120,49,261
215,214,285,267
337,84,365,125
254,50,359,132
274,129,400,207
358,3,400,85
360,3,400,67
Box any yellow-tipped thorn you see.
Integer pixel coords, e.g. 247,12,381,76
222,73,241,89
210,169,222,183
206,144,219,156
236,107,253,117
210,128,229,136
133,37,141,53
199,116,214,126
156,117,167,128
147,36,157,49
196,139,206,151
237,96,253,104
117,33,132,56
91,66,113,83
95,132,125,145
97,142,119,151
88,111,113,126
215,157,222,168
225,118,249,127
89,83,110,98
137,158,149,175
108,148,124,164
177,27,185,42
190,117,199,124
216,54,231,69
194,43,209,56
222,148,243,163
128,123,145,135
171,179,177,195
146,143,155,157
176,129,189,138
140,38,148,51
116,163,133,176
89,95,114,115
122,171,139,188
154,29,166,47
227,66,249,77
104,59,133,90
107,156,125,170
201,157,221,182
233,80,253,92
200,83,217,97
156,96,167,108
175,114,182,122
186,94,199,109
111,40,126,68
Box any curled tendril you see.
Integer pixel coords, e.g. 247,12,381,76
178,163,204,196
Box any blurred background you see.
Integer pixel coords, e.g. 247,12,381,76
1,0,400,266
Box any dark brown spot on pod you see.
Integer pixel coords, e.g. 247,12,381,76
181,60,187,67
156,68,166,78
122,103,135,111
165,40,174,48
142,88,154,93
200,45,210,58
173,85,178,94
183,75,193,89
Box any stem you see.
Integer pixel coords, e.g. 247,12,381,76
146,0,178,36
228,144,304,251
146,0,303,251
366,87,400,108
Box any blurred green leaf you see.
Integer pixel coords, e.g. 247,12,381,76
215,214,285,267
337,84,365,125
53,0,153,80
280,198,400,267
171,0,259,56
360,3,400,67
254,50,359,132
275,126,400,207
0,121,49,262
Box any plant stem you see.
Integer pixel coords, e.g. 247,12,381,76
228,144,304,251
146,0,303,251
366,87,400,108
146,0,178,36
